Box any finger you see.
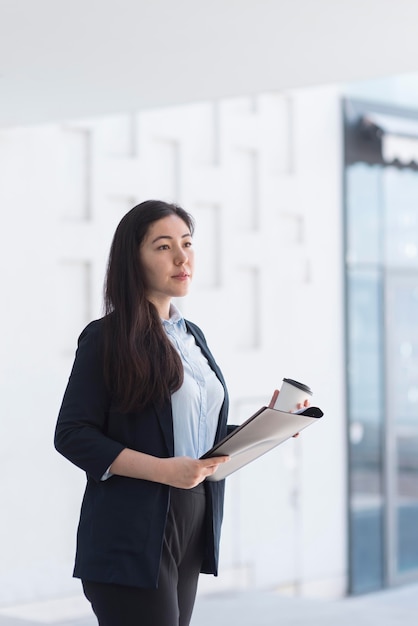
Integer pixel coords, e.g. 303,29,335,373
212,455,229,465
205,464,219,476
204,460,229,477
201,455,229,467
268,389,279,409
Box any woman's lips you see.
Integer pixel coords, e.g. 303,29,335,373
172,273,190,280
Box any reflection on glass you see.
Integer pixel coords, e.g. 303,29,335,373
346,164,381,265
346,114,418,593
386,275,418,574
347,269,384,593
397,434,418,573
348,270,383,422
384,168,418,268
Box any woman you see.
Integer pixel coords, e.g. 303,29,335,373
54,200,230,626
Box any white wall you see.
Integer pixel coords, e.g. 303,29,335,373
0,84,346,606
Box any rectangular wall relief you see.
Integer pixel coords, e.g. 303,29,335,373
192,203,221,289
233,149,259,231
57,260,92,354
98,114,138,158
61,128,91,220
152,139,180,201
234,266,260,350
258,93,295,175
276,94,294,175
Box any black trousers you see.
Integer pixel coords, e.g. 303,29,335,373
82,483,206,626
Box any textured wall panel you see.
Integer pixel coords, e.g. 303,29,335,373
192,203,222,289
57,260,92,354
50,93,317,596
233,267,260,350
0,88,344,606
231,148,259,231
258,93,294,175
95,114,138,157
60,128,91,220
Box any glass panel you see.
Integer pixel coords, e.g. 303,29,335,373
347,270,383,423
386,274,418,575
384,168,418,268
350,508,384,594
347,269,385,592
398,434,418,573
345,102,418,594
346,164,382,265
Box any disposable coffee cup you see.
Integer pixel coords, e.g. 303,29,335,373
273,378,313,412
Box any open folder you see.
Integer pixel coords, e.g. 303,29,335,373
200,406,324,481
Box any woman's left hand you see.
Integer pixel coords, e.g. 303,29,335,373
268,390,310,438
268,389,279,409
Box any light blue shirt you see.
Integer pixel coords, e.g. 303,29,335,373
101,305,224,479
163,305,225,459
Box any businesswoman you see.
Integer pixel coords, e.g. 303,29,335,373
54,200,230,626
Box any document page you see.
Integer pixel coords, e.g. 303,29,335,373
201,406,323,481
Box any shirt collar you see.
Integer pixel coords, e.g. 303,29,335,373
162,303,187,332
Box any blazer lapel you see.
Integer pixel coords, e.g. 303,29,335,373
185,321,229,443
185,321,227,389
153,400,174,457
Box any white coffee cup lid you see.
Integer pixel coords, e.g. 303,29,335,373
282,378,313,395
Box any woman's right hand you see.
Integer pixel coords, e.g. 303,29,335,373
109,448,229,488
159,455,230,489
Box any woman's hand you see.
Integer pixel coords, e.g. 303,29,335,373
159,456,230,489
268,389,310,438
109,448,229,489
268,389,310,412
268,389,279,409
292,399,310,437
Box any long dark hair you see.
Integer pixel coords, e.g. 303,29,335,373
103,200,195,412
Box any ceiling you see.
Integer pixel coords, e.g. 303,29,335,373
2,0,418,128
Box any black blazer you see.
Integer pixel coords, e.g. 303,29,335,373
54,317,229,589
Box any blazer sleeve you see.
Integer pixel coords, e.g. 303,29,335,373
54,320,125,482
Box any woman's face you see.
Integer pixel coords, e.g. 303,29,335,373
139,214,194,317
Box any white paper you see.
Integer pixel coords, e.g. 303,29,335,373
201,406,323,481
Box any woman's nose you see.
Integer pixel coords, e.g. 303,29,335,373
175,248,188,265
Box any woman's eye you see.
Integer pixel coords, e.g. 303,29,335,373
184,241,193,248
158,244,169,250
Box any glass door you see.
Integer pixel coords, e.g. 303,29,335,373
385,272,418,584
344,99,418,594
